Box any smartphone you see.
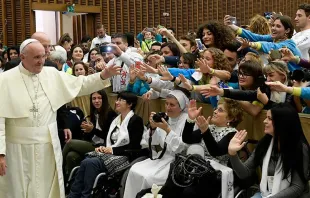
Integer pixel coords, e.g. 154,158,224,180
100,45,112,53
195,38,204,51
270,50,282,60
230,17,237,24
162,37,168,43
135,61,142,69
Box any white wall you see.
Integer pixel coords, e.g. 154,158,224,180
35,10,60,45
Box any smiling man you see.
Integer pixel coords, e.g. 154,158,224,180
293,3,310,59
0,39,120,198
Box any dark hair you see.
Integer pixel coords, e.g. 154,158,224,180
69,44,84,62
0,56,4,69
144,50,162,63
117,91,138,111
160,42,180,57
179,35,196,48
112,33,128,43
298,3,310,17
224,41,242,59
196,21,235,51
124,32,135,47
72,61,88,76
7,46,20,61
87,48,100,62
181,53,197,68
81,35,91,43
96,24,105,30
238,60,263,89
167,27,176,34
1,50,7,60
57,33,73,46
151,42,162,48
253,103,309,182
90,90,112,130
275,15,294,39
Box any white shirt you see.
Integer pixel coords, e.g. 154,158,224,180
292,29,310,60
90,34,112,50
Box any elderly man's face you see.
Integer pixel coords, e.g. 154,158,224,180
20,42,46,74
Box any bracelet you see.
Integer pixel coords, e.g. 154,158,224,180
193,85,197,91
170,76,176,82
176,80,182,86
186,117,196,123
210,69,215,74
294,56,300,64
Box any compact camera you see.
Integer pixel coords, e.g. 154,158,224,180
152,112,169,123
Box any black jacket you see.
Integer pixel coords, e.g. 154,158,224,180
223,86,295,110
111,114,144,156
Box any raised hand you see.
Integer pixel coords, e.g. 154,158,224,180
100,64,122,79
196,116,211,133
237,38,251,51
129,64,139,82
187,99,202,120
228,130,247,156
95,62,106,71
200,85,224,98
224,15,233,26
141,62,159,74
158,65,174,81
196,58,212,74
142,91,152,101
178,74,192,91
257,87,268,105
265,81,289,92
158,28,174,40
279,48,295,63
149,54,165,65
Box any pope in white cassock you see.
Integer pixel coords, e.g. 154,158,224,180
0,39,121,198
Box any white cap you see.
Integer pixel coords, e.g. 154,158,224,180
20,39,39,53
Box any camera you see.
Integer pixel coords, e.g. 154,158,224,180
100,45,112,53
152,112,169,123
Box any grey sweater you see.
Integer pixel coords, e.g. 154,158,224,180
229,143,309,198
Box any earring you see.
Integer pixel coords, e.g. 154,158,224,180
227,122,230,126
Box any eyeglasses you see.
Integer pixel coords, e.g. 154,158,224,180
116,98,126,103
215,107,226,113
238,71,251,78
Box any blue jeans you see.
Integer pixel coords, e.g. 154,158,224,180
251,192,262,198
68,157,106,198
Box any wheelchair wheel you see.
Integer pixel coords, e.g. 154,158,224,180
119,168,130,198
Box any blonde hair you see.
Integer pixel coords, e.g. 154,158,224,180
263,61,289,82
245,52,264,67
249,14,271,35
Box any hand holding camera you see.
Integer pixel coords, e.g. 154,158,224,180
149,112,170,133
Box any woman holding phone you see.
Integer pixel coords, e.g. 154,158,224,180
62,90,117,184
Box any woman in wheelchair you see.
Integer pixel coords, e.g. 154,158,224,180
63,89,117,183
68,91,144,198
164,98,243,198
124,90,190,198
229,103,310,198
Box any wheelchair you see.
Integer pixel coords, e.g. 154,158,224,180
66,148,149,198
